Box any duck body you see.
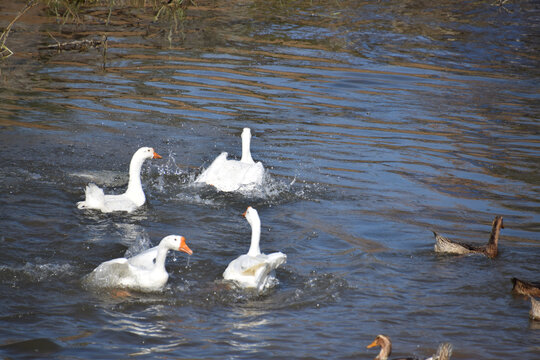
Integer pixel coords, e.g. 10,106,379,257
530,297,540,320
433,216,503,258
511,277,540,297
85,235,192,292
196,128,264,192
77,147,161,213
433,233,485,255
223,206,286,292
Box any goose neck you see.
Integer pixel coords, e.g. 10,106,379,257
241,133,254,164
125,154,145,200
247,218,261,256
153,245,169,269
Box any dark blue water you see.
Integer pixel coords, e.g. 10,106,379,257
1,0,539,359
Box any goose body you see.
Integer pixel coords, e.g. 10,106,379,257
196,128,264,192
223,206,286,292
77,147,161,213
433,216,503,258
367,334,453,360
85,235,192,292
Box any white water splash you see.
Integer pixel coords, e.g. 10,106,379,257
124,232,152,258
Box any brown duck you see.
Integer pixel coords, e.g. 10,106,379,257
511,278,540,297
530,297,540,321
366,334,453,360
432,216,503,258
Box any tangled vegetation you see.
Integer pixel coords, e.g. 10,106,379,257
1,0,195,60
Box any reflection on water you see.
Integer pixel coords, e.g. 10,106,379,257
103,309,167,338
228,308,271,353
0,0,539,359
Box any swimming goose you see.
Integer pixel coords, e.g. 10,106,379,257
367,334,453,360
511,277,540,297
223,206,286,291
85,235,192,292
195,128,264,192
77,147,162,213
433,216,503,258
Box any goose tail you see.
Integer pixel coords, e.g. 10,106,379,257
266,252,287,269
77,183,105,210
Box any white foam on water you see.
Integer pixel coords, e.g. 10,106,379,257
0,262,77,285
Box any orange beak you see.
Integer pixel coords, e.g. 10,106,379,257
178,236,193,255
153,151,162,159
242,206,251,217
366,339,378,349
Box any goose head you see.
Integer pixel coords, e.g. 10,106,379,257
160,235,193,255
134,147,162,160
243,206,260,226
367,334,392,360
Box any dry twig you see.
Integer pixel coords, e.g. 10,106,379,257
39,38,105,51
1,0,39,59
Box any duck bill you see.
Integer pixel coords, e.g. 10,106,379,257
366,340,378,349
153,151,162,159
179,240,193,255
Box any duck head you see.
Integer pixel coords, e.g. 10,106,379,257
367,334,392,360
493,215,504,230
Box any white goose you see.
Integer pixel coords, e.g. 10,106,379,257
85,235,193,292
195,128,264,192
223,206,287,291
77,147,162,213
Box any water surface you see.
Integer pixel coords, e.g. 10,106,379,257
0,0,539,359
